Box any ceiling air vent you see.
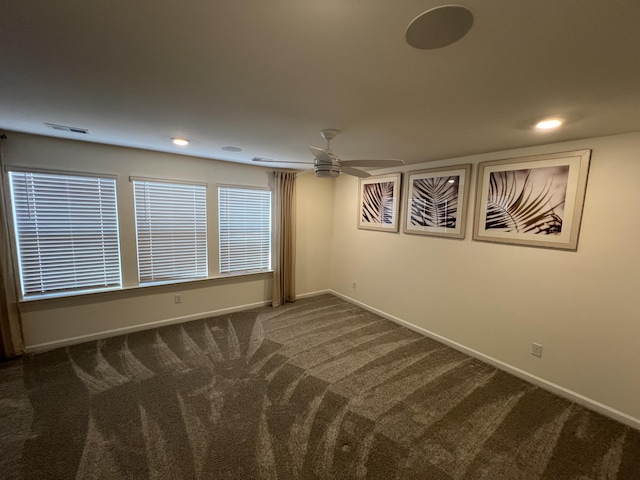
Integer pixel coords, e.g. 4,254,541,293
45,123,89,134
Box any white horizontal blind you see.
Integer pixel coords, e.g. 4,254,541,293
9,171,121,298
218,186,271,274
133,180,207,284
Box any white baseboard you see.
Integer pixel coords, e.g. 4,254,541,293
25,299,272,354
296,289,331,299
25,291,329,353
330,290,640,432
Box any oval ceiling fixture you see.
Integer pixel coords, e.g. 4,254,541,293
171,137,190,146
222,146,242,152
535,118,563,130
406,5,474,50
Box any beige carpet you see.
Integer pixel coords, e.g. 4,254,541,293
1,294,638,479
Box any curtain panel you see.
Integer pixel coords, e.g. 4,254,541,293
272,171,296,307
0,135,25,359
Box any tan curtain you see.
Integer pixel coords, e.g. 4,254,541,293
272,171,296,307
0,135,25,359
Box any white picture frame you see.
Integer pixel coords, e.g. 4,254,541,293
473,150,591,250
403,164,471,239
358,173,402,232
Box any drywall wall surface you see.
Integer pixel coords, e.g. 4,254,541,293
1,133,314,348
20,275,271,348
295,173,333,294
330,132,640,422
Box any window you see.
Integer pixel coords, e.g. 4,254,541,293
133,179,207,284
9,170,121,298
218,186,271,275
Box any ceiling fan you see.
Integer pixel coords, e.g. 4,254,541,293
252,129,405,178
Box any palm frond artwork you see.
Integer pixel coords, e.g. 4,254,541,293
403,165,471,239
485,166,569,235
358,173,401,232
362,181,395,224
410,176,459,228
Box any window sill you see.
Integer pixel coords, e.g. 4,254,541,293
19,271,273,306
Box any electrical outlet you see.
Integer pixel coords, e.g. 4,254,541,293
531,343,543,358
174,294,182,304
352,281,357,289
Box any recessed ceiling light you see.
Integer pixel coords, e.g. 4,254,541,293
172,137,190,146
222,146,242,152
448,179,455,184
535,119,563,130
406,5,474,50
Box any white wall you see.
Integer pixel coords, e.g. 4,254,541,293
6,130,639,426
295,173,334,295
3,133,333,349
329,132,640,425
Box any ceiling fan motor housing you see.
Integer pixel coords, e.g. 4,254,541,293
314,163,341,178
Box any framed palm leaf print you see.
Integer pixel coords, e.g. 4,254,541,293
403,164,471,239
358,173,401,232
473,149,591,250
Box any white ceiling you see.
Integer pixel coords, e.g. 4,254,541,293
2,1,640,169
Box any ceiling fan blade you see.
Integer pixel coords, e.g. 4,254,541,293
340,159,405,168
296,168,315,177
308,146,333,163
252,158,312,165
341,166,371,178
